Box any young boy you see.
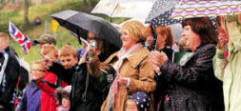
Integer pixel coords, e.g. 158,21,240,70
36,44,68,111
56,85,71,111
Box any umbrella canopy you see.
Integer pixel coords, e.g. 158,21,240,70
91,0,155,19
144,0,182,50
145,0,181,27
171,0,241,20
51,10,122,48
169,23,183,41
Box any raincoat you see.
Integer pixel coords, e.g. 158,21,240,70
213,22,241,111
101,45,156,111
159,43,224,111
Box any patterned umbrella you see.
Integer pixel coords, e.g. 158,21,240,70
145,0,181,27
145,0,184,49
171,0,241,20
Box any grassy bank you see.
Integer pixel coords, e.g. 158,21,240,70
0,0,128,66
1,0,88,65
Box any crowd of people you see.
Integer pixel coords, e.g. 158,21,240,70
0,16,240,111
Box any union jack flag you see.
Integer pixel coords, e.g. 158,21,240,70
8,21,32,54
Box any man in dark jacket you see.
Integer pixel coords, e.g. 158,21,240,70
0,32,20,111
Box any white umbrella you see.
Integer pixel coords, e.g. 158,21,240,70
91,0,155,19
119,18,147,26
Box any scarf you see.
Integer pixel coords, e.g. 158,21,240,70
106,43,142,111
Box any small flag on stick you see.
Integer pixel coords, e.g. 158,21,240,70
9,21,32,54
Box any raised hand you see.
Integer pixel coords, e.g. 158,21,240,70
218,27,229,50
86,55,100,78
149,51,168,73
42,56,53,69
118,77,130,87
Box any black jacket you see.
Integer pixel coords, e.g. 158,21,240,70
71,63,115,111
49,63,115,111
158,44,224,111
0,47,20,110
49,63,76,85
154,47,174,108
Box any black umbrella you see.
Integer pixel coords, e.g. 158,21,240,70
51,10,122,48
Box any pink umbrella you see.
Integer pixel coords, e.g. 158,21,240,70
171,0,241,20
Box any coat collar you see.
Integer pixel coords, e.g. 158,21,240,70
104,46,149,68
127,46,149,68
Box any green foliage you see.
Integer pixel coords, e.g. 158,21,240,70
10,19,80,66
1,0,86,66
0,0,88,33
0,0,126,66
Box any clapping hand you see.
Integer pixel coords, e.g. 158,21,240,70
149,51,168,73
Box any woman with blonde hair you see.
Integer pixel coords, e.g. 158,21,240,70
101,20,156,111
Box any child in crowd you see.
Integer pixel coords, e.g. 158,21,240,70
36,44,66,111
18,61,46,111
41,44,59,62
126,91,151,111
56,86,72,111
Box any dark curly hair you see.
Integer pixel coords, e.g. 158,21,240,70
182,17,217,44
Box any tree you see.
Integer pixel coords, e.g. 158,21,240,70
23,0,30,25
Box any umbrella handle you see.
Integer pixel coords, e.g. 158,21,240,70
150,24,157,50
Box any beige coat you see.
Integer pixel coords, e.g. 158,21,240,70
101,46,156,111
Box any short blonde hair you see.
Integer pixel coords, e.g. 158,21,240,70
59,45,76,58
41,44,58,56
121,20,146,42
